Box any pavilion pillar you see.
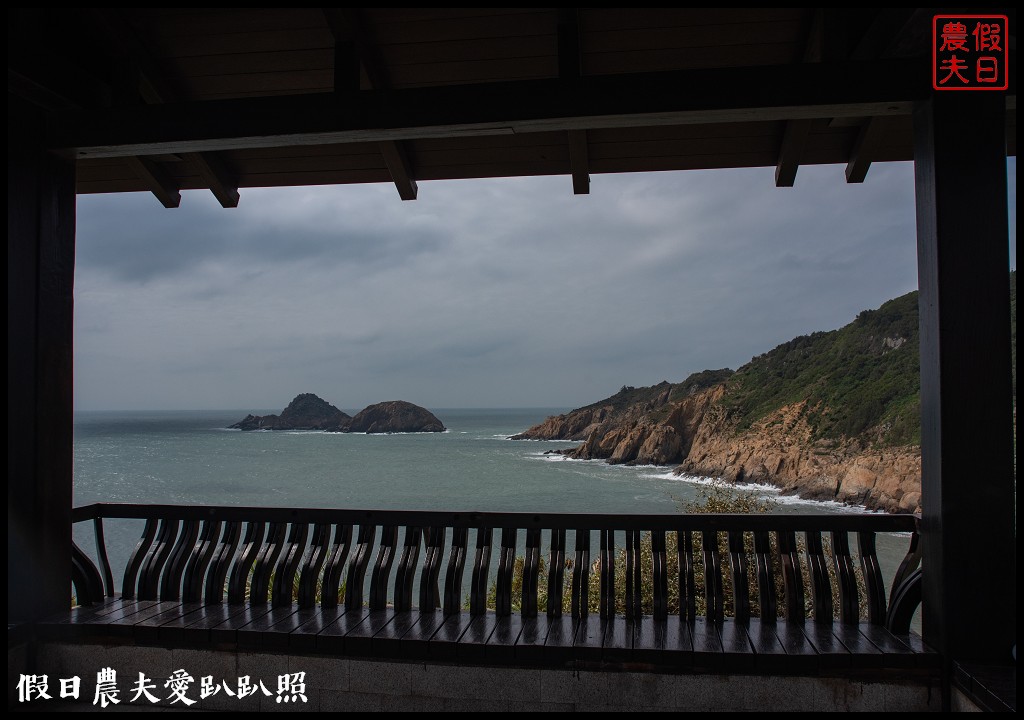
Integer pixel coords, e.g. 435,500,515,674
7,98,76,623
913,94,1015,668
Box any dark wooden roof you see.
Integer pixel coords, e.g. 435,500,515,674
8,8,1016,205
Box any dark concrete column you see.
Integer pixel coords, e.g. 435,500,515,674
7,98,76,623
913,93,1015,667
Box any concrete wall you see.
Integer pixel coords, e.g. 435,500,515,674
13,642,941,712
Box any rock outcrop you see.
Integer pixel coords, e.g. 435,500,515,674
230,395,445,434
517,382,922,513
347,401,446,433
230,393,350,431
673,394,922,513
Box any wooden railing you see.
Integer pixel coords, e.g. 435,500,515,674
71,503,922,633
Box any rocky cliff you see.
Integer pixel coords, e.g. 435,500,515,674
230,395,445,433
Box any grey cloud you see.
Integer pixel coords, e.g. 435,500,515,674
73,159,1015,410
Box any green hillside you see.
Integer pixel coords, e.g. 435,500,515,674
720,271,1015,446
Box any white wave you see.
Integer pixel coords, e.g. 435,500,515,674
504,436,580,442
641,472,881,514
525,452,572,462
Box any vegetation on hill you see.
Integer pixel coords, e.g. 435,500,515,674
723,290,922,445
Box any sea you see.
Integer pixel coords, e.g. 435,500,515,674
73,408,914,610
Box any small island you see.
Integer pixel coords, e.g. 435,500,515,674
230,394,445,433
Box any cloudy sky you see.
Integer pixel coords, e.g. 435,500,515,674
74,159,1017,411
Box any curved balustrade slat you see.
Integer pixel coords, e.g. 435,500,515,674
273,522,309,608
161,519,200,601
469,527,492,616
72,541,105,606
651,530,668,620
495,528,516,617
139,519,181,600
346,524,376,611
889,528,922,610
394,525,422,612
546,528,566,617
92,518,115,598
679,530,696,621
703,530,723,623
250,522,287,605
183,520,222,603
753,530,776,622
570,529,590,619
206,521,241,604
805,530,833,623
321,524,353,609
419,526,446,612
599,529,615,619
72,504,922,627
444,527,469,616
625,529,641,620
521,527,541,618
778,529,804,623
886,567,922,634
228,521,266,604
122,518,157,600
369,525,399,611
298,523,330,609
858,530,886,625
831,530,860,625
728,530,750,624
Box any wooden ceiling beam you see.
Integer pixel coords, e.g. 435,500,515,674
323,7,417,200
774,119,813,187
377,141,418,201
91,9,239,208
841,8,920,183
559,8,589,195
47,59,936,160
845,116,888,184
124,156,181,208
775,9,846,187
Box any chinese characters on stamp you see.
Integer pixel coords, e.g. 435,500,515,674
933,15,1009,91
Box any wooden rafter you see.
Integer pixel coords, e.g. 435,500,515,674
90,9,239,208
323,8,418,201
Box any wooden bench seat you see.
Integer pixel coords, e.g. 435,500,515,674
39,600,937,675
58,503,934,677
